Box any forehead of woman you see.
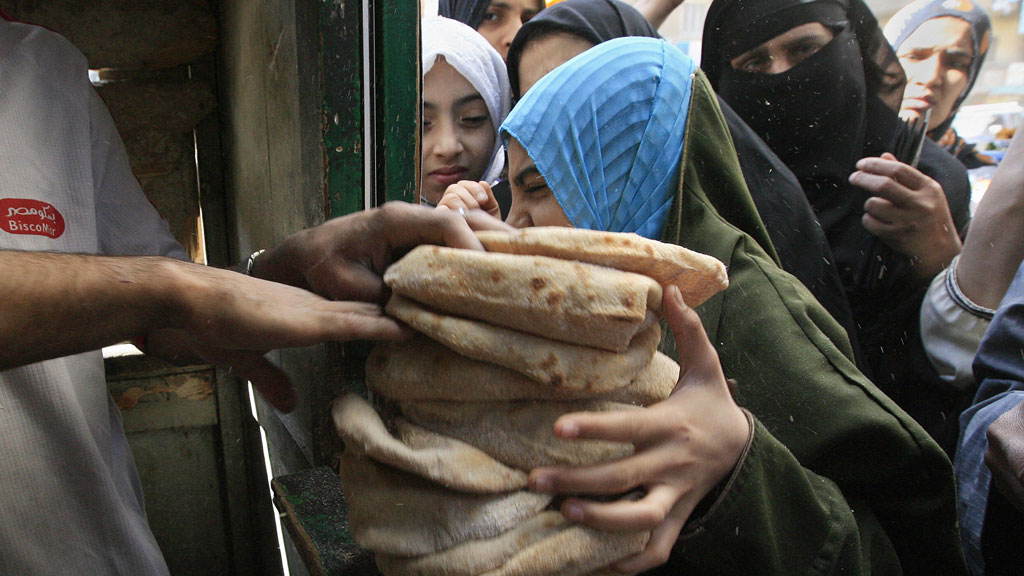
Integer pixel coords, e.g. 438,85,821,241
423,58,483,105
507,0,658,98
885,0,991,55
501,37,694,236
515,32,594,96
899,17,974,56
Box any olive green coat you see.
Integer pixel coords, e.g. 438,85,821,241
648,71,968,575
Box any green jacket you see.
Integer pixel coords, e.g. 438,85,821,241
648,71,968,576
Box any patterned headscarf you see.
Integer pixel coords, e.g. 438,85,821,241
885,0,992,135
500,37,694,239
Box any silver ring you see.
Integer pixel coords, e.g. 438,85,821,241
457,206,467,218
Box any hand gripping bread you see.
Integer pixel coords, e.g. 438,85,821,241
343,227,720,574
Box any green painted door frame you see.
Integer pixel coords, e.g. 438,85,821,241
321,0,419,216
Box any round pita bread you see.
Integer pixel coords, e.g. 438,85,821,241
374,511,569,576
338,452,551,557
332,394,528,493
476,227,728,307
478,522,649,576
384,245,662,352
385,295,660,390
367,337,678,405
399,399,637,470
375,510,648,576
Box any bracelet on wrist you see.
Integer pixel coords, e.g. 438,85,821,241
245,249,266,276
945,254,996,320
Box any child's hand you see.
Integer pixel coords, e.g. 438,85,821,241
437,180,502,220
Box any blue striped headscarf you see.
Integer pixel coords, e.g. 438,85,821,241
500,37,695,239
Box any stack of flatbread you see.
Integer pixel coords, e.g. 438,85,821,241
333,227,728,576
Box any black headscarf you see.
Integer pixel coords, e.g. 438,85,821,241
507,0,658,100
703,0,973,452
437,0,492,30
506,0,860,356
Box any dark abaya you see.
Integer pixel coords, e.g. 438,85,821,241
702,0,973,454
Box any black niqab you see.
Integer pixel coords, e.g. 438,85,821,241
716,28,869,236
703,0,970,296
703,0,973,453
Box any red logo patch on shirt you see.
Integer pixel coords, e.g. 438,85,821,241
0,198,66,239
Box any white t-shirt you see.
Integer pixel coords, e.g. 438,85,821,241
0,19,186,575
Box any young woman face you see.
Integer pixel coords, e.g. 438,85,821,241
505,138,572,229
516,31,595,95
896,16,974,128
728,22,835,75
477,0,545,61
420,58,495,205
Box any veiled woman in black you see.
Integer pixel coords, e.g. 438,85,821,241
701,0,972,453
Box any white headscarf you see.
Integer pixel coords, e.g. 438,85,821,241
422,16,511,185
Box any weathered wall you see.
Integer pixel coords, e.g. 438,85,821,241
217,0,328,463
100,77,217,259
105,357,263,576
216,1,328,574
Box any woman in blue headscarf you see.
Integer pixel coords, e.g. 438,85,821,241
459,0,862,363
496,36,967,575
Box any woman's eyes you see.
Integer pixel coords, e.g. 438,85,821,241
899,49,973,73
737,57,770,74
793,40,823,57
523,181,549,196
460,115,489,127
946,55,973,72
899,49,929,62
